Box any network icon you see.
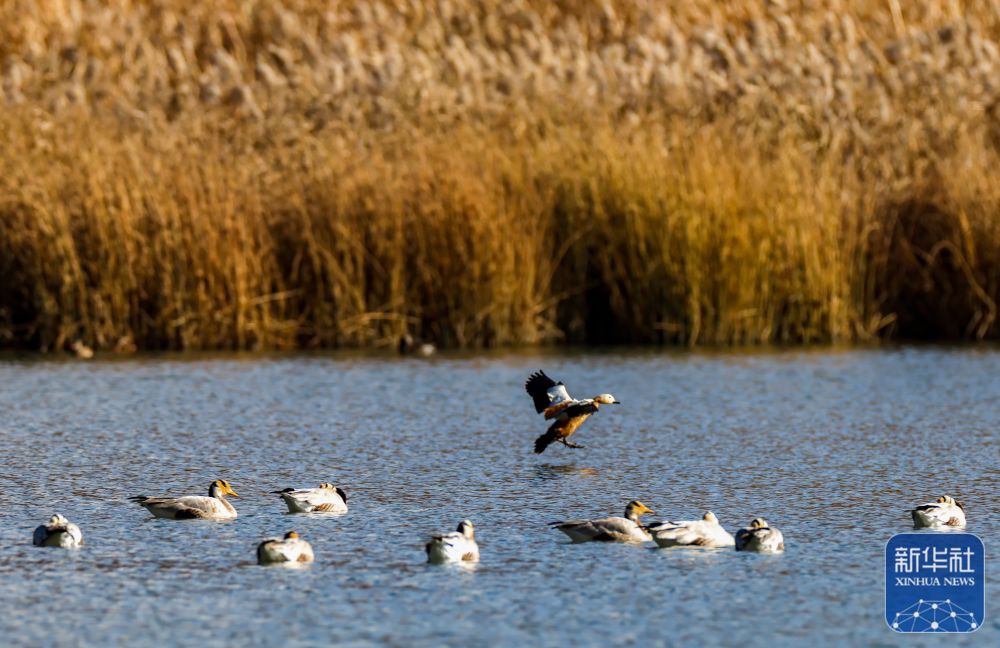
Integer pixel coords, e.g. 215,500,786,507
891,599,979,632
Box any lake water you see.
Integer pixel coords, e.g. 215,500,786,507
0,348,997,646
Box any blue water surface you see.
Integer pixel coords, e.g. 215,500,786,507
0,348,997,646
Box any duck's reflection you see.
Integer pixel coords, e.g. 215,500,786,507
533,464,599,481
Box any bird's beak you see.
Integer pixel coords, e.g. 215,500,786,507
613,400,621,405
229,488,240,498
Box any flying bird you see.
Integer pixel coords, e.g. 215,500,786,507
525,370,620,453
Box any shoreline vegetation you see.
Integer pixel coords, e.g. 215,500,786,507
2,1,1000,352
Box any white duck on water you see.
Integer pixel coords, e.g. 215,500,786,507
525,370,620,453
257,531,315,565
33,514,83,548
735,518,785,553
647,512,735,549
130,479,239,520
273,483,348,514
550,501,655,543
426,520,479,564
911,495,966,528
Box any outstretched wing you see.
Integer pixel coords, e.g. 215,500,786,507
546,399,595,420
525,370,572,414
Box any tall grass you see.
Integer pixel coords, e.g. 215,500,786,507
2,1,1000,351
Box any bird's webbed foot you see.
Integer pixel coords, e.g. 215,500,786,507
561,439,586,449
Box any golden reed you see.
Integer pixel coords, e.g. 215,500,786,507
1,1,999,351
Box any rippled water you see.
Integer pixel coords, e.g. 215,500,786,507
0,348,997,646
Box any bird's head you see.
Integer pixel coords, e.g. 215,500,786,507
49,513,69,525
210,479,239,498
319,482,335,490
749,517,768,529
938,495,956,505
457,520,475,539
625,501,655,518
284,531,300,540
702,511,719,524
593,394,620,405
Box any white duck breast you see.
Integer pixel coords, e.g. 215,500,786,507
551,501,654,543
426,520,479,564
33,514,83,548
274,483,348,514
649,512,735,548
911,495,966,528
257,532,315,565
130,479,239,520
735,518,785,553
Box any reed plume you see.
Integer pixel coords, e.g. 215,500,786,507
2,1,999,350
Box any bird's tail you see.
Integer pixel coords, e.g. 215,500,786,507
534,429,558,454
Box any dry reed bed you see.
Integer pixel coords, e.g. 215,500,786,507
1,1,1000,350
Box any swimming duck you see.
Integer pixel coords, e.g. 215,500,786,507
734,518,785,553
550,501,654,543
130,479,239,520
398,334,436,357
70,340,94,359
257,531,315,565
426,520,479,564
273,483,348,514
911,495,966,528
32,514,83,548
525,370,620,453
648,511,735,548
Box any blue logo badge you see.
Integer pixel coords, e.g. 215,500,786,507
885,533,985,633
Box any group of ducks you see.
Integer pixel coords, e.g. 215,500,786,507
424,492,969,564
31,483,967,566
551,501,783,552
30,369,970,566
33,480,348,564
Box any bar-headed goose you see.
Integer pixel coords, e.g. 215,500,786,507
525,370,620,453
130,479,239,520
735,518,785,553
257,531,315,565
426,520,479,564
32,514,83,548
551,501,654,543
911,495,966,528
274,483,348,514
648,511,735,548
